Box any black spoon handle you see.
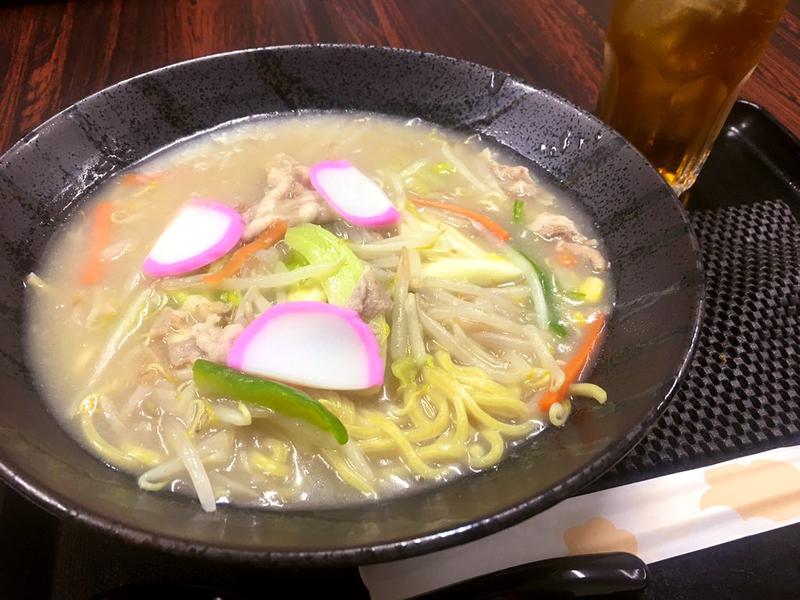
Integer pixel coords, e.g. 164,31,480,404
413,552,648,599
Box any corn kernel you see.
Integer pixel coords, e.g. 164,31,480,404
578,276,605,303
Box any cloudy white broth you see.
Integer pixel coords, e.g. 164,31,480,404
25,113,613,510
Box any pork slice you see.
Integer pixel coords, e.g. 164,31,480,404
558,241,609,272
149,297,240,367
243,153,336,240
192,317,244,363
480,148,539,198
528,212,589,244
166,336,203,368
348,270,393,321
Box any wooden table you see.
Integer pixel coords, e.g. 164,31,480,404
1,0,798,155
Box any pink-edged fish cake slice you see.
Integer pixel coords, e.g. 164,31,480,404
143,198,244,277
227,301,384,390
309,160,400,228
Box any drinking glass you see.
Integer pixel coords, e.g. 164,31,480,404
597,0,787,196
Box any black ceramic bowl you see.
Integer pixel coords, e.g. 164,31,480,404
0,45,703,566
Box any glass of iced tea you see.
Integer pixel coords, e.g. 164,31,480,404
597,0,787,196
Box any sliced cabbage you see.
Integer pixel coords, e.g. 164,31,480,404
284,223,365,306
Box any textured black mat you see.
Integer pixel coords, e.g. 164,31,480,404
602,199,800,485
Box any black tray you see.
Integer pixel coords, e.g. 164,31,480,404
688,100,800,217
2,100,799,600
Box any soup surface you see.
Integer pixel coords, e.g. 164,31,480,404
26,112,613,510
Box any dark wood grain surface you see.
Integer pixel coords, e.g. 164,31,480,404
1,0,798,154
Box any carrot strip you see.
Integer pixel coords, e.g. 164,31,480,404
80,202,114,285
203,219,287,284
556,246,576,267
410,197,510,241
120,172,158,186
538,313,606,411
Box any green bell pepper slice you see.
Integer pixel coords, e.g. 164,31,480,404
192,359,348,445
